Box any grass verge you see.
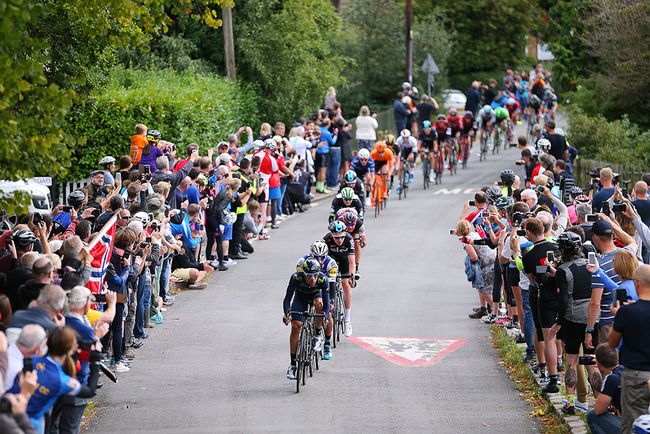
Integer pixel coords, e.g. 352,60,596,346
491,326,570,434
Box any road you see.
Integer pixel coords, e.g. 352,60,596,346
88,142,538,433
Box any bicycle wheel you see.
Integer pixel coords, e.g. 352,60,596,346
374,183,381,217
422,156,430,189
403,169,409,199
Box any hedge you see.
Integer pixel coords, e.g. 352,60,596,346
567,107,650,168
67,67,259,180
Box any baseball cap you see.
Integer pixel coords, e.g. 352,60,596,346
592,220,614,236
67,286,95,304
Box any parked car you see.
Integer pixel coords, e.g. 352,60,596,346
441,89,467,112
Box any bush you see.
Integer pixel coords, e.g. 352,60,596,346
67,67,259,180
567,107,650,167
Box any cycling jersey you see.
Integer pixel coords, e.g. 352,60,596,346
505,101,520,117
461,117,474,134
338,178,365,200
330,195,364,221
323,232,355,274
445,115,463,135
296,255,338,283
350,155,375,177
370,147,394,172
434,120,448,139
283,271,329,322
418,130,437,150
476,111,495,130
495,107,510,122
543,93,557,111
395,136,418,159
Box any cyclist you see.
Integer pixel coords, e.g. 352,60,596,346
323,220,356,337
296,241,338,360
350,148,375,195
542,89,557,123
283,258,329,380
494,106,510,148
329,187,364,222
394,129,417,195
418,120,437,178
370,141,394,206
504,97,520,126
446,109,464,169
337,208,366,276
477,105,495,150
340,170,366,206
384,134,399,190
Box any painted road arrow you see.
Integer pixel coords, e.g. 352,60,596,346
348,336,468,367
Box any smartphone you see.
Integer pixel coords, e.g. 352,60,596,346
143,165,151,175
146,236,152,243
622,188,629,198
516,229,526,237
62,206,72,212
546,251,555,263
515,161,524,166
612,203,626,213
449,229,455,235
586,214,599,223
23,356,33,373
468,200,476,207
578,355,596,366
122,250,130,261
481,211,490,218
95,294,107,304
616,288,629,304
115,172,122,183
588,251,597,266
601,202,611,215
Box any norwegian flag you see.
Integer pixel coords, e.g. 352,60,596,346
86,215,117,295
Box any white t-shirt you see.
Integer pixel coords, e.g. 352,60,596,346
355,116,378,141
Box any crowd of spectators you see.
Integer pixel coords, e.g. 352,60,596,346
455,127,650,433
0,106,356,432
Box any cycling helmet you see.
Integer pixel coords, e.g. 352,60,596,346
400,129,411,138
486,186,503,204
463,111,474,119
557,231,582,253
402,81,412,90
386,134,395,145
301,257,321,275
252,139,265,152
449,108,458,115
146,130,161,143
569,186,584,197
67,189,86,207
11,229,37,248
310,240,329,257
574,194,590,204
500,169,516,186
494,196,514,210
481,105,493,115
530,94,541,105
224,211,237,225
375,141,387,152
358,148,370,159
546,177,555,190
494,107,509,119
329,220,346,234
340,210,358,227
422,120,432,129
341,187,355,201
264,138,276,150
437,114,446,121
344,170,357,184
132,211,151,227
99,156,116,166
537,138,552,152
506,98,516,105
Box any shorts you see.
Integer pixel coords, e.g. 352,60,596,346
172,268,191,282
332,255,351,275
289,290,322,323
315,152,329,170
269,186,281,201
538,295,558,329
507,267,520,287
221,223,233,241
563,319,597,355
400,147,414,160
421,141,435,151
529,286,544,342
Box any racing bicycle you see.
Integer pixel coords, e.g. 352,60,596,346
421,149,431,190
290,306,325,393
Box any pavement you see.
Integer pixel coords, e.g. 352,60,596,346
88,140,538,433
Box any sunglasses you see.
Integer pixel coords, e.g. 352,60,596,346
313,255,326,261
304,273,319,279
332,234,345,239
360,158,369,162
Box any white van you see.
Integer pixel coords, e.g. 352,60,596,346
0,179,53,215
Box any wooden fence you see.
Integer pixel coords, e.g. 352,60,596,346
573,158,647,190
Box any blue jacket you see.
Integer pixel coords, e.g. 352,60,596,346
170,213,202,251
464,255,484,289
393,100,409,131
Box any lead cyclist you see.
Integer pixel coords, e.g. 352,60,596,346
395,129,417,194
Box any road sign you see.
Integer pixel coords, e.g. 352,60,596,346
421,54,440,96
348,336,468,367
28,177,53,187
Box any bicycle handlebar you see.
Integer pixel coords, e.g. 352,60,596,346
288,310,326,318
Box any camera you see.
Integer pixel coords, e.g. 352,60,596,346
612,203,626,213
62,205,72,212
578,355,596,366
516,229,526,236
512,211,528,227
586,214,599,223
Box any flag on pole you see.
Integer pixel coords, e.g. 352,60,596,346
86,215,117,295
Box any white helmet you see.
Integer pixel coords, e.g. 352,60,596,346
253,140,265,151
132,211,151,227
264,138,277,150
482,105,493,115
400,129,411,138
310,240,329,257
224,212,237,225
358,148,370,159
537,138,552,152
99,156,115,165
402,81,412,90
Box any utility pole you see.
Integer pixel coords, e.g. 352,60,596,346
405,0,413,84
222,6,236,80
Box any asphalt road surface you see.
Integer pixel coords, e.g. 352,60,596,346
89,141,538,433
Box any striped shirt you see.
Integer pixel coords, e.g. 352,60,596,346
592,246,635,324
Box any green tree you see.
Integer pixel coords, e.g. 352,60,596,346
412,13,453,95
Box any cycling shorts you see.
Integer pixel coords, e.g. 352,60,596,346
290,290,322,323
331,254,351,274
400,147,415,160
538,295,558,329
563,319,597,355
420,140,435,151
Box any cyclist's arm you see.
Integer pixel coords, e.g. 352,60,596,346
283,277,297,315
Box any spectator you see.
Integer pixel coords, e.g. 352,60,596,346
171,245,214,289
553,160,575,205
575,202,594,242
464,81,482,116
586,343,623,434
98,156,116,186
317,119,336,193
393,94,410,134
632,181,650,263
592,168,617,213
355,106,378,151
15,257,54,311
0,369,39,434
129,123,148,166
4,324,47,392
608,264,650,433
483,79,498,106
82,171,106,207
151,151,199,209
324,87,337,111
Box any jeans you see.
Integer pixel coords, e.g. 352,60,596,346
111,302,125,362
357,139,374,150
586,410,621,434
160,257,170,300
520,287,535,356
327,147,341,187
134,275,146,339
277,184,287,216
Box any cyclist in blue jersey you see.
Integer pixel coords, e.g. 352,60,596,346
282,258,328,380
350,148,375,196
296,241,338,360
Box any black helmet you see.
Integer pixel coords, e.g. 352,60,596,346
11,229,37,248
500,169,516,186
67,189,86,207
486,186,503,204
494,196,514,210
569,186,583,197
557,232,582,253
146,130,161,143
301,258,321,275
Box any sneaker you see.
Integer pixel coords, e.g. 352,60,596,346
323,345,332,360
543,380,559,394
188,282,208,290
562,404,575,415
223,258,237,266
137,333,150,340
495,316,511,326
344,321,352,337
557,360,564,372
163,299,175,306
218,264,229,271
523,352,536,363
113,361,130,373
209,260,220,269
409,173,414,183
286,365,297,380
365,198,371,207
271,223,279,229
130,339,144,349
313,336,323,352
516,333,526,344
575,400,589,413
231,253,248,260
472,307,483,313
481,314,496,324
469,308,487,319
396,186,401,195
